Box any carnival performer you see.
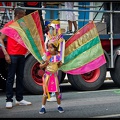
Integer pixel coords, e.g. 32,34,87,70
39,20,65,114
44,21,63,102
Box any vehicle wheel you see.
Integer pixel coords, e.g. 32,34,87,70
0,58,7,91
24,55,44,94
67,64,107,90
110,56,120,87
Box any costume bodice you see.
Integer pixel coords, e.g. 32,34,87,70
46,62,59,73
45,52,60,73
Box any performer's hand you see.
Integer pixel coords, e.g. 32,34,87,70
39,64,42,69
58,61,62,67
39,61,45,69
45,60,49,66
39,60,49,69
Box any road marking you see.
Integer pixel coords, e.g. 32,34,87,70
113,90,120,94
91,113,120,118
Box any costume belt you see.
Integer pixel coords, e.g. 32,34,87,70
45,71,57,76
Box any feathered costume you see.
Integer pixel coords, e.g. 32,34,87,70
0,11,106,98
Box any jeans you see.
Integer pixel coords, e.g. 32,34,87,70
6,55,25,102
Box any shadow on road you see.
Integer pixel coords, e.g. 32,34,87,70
0,80,119,95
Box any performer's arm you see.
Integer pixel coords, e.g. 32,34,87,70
39,60,49,69
58,61,62,68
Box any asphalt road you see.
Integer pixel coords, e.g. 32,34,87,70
0,80,120,118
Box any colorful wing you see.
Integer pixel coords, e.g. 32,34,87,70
0,10,45,63
59,21,106,75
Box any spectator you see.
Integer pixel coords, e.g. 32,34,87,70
0,8,32,109
65,2,78,34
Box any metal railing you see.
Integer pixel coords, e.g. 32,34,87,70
0,5,120,13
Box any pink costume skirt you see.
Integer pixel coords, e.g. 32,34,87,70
42,70,60,98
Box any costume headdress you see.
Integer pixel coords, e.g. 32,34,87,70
47,20,65,63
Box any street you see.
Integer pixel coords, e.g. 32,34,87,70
0,1,120,118
0,80,120,118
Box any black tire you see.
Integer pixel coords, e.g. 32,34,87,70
110,56,120,87
0,58,7,91
24,55,44,95
67,64,107,91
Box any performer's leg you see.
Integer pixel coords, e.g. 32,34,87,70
39,74,49,114
39,84,47,114
42,94,47,105
39,94,47,114
55,92,61,105
56,92,64,113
